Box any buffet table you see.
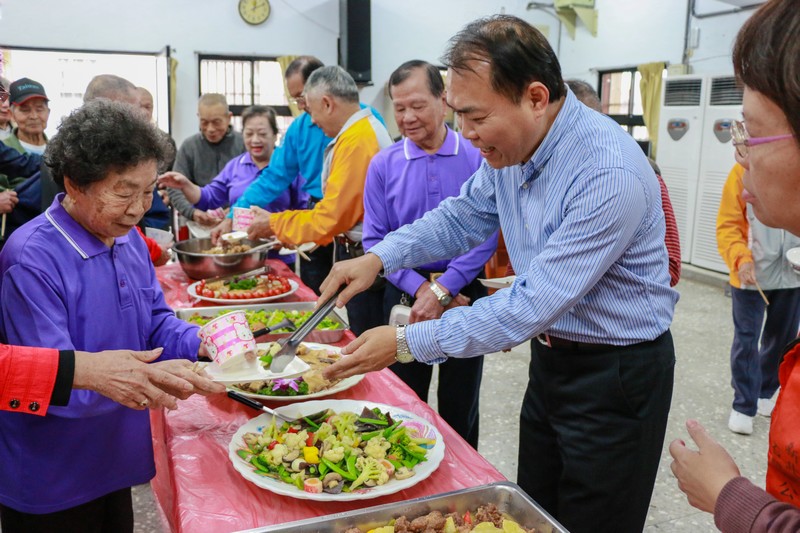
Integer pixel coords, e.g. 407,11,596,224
152,260,506,533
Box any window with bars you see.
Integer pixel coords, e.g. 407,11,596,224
198,55,294,142
598,67,650,152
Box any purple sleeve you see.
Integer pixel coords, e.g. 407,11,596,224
715,477,800,533
435,231,498,296
362,155,427,297
196,161,235,211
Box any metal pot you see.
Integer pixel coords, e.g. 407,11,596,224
172,238,270,280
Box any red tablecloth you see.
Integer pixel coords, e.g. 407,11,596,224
152,260,505,533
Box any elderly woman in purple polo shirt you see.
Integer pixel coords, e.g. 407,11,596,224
158,105,307,262
0,100,215,532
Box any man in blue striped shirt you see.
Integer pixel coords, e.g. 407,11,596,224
321,15,678,533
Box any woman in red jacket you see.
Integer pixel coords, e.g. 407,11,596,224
1,344,223,415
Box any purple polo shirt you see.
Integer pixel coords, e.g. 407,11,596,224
195,152,309,263
195,151,308,214
363,127,498,297
0,194,201,514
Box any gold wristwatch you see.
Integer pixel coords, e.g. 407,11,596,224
429,281,453,307
395,325,414,363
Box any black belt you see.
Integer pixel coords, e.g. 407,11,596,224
536,333,617,353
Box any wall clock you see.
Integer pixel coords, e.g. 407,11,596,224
239,0,271,25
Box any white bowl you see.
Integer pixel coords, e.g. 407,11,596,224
786,247,800,273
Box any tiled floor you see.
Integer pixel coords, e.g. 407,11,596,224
124,269,767,532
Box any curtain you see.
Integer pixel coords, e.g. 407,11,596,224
277,55,299,117
638,61,665,158
169,56,179,126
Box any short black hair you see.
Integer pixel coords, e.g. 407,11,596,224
45,100,171,190
285,56,325,83
733,0,800,140
388,60,445,99
442,14,565,104
241,105,278,134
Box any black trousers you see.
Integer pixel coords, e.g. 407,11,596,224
384,276,487,449
299,243,333,296
517,331,675,533
0,487,133,533
333,242,384,336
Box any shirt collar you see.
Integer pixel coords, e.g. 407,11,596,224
523,89,580,181
45,193,129,259
403,125,459,160
334,107,374,143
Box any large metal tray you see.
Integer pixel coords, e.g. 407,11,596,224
175,301,348,344
236,481,568,533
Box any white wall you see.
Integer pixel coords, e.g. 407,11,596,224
0,0,757,142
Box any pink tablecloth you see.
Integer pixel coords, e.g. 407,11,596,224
152,260,506,533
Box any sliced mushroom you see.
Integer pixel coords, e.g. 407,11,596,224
290,458,308,472
322,472,344,494
283,449,300,462
394,467,415,480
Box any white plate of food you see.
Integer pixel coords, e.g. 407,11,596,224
479,275,516,289
204,342,313,384
188,277,299,305
229,399,445,501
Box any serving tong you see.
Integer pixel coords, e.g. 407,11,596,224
200,266,269,286
226,390,296,423
268,285,345,373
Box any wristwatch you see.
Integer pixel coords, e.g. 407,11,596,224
429,281,453,307
395,325,415,363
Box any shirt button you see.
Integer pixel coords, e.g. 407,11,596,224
28,402,40,412
120,280,126,288
522,183,529,189
9,399,20,409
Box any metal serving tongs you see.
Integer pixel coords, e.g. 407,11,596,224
201,265,269,286
268,285,345,373
250,317,296,338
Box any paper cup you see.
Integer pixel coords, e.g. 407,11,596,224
198,310,257,369
233,207,254,231
786,247,800,273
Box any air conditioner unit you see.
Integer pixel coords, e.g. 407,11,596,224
690,75,742,274
657,75,707,262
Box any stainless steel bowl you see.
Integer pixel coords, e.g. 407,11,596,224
172,238,270,280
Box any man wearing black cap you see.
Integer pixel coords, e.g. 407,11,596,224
3,77,50,156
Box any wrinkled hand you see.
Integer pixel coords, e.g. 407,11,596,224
210,217,233,245
193,209,223,227
157,171,190,190
72,348,225,410
319,253,384,310
153,245,171,267
0,190,18,214
409,283,446,323
669,419,741,513
322,326,398,381
246,206,274,241
738,261,757,286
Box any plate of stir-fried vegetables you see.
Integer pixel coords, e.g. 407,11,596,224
228,400,445,500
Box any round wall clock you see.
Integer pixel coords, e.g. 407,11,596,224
238,0,271,25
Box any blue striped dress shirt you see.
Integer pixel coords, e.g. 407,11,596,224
369,90,679,363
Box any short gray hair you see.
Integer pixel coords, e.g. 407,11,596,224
304,66,358,104
198,93,229,111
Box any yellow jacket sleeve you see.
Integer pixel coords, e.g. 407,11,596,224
269,119,381,246
716,163,751,288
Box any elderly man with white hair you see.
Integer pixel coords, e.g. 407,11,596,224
245,65,392,334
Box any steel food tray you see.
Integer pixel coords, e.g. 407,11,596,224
175,301,348,344
236,481,568,533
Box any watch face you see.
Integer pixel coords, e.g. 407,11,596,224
395,351,415,364
239,0,271,25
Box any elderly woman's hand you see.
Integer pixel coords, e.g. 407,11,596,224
669,419,741,513
0,190,18,214
72,348,225,410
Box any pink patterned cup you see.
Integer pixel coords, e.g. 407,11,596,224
198,310,257,369
232,207,254,231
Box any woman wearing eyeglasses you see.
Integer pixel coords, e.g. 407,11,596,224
670,0,800,531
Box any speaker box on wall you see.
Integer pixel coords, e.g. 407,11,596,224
339,0,371,84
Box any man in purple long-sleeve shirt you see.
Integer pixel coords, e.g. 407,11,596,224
362,61,497,448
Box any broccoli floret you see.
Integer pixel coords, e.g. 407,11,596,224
350,456,389,490
363,436,391,460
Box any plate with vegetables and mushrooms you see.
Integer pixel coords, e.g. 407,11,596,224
228,399,445,501
188,273,299,304
229,342,365,402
